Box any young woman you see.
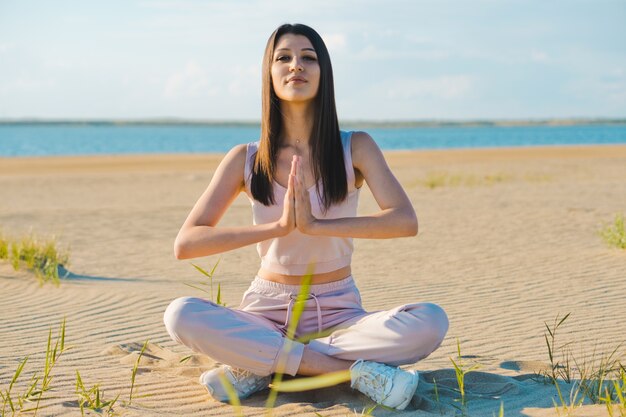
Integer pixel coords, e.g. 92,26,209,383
164,23,448,410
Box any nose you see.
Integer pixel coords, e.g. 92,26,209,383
289,56,304,72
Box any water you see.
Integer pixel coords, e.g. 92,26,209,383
0,123,625,157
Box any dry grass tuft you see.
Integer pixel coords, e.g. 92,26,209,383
0,230,70,286
600,214,626,249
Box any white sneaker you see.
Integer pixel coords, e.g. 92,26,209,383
350,360,419,410
199,365,271,402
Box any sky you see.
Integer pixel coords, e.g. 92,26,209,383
0,0,625,121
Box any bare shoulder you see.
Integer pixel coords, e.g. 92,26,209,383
351,130,377,148
220,143,248,169
225,143,248,161
350,131,384,167
212,143,249,187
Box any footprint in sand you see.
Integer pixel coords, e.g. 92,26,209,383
103,342,217,379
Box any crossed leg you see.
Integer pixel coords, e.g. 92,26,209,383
164,297,448,376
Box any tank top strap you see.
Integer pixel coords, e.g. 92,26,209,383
246,134,353,192
340,130,356,191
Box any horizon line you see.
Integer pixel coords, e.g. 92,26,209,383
1,117,626,128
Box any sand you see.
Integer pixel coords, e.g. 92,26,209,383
1,145,625,416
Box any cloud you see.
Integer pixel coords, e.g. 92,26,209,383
385,75,473,100
163,61,216,98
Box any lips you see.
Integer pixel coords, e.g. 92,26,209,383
287,77,306,83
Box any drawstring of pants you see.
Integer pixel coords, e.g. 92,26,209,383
283,293,323,336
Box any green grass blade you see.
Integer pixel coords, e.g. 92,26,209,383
107,393,120,412
6,390,15,413
45,327,52,376
545,322,554,338
557,313,571,328
266,265,314,412
209,258,221,276
59,317,66,353
493,401,504,417
285,272,313,340
24,375,40,399
450,358,462,374
191,263,211,278
553,378,565,409
9,356,28,391
129,339,149,404
76,370,84,392
271,370,351,392
217,371,243,417
52,338,59,367
545,334,553,365
614,380,625,403
184,282,209,294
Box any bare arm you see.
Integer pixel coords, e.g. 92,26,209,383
294,132,417,239
174,146,297,259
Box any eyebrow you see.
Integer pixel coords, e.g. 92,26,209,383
275,48,316,53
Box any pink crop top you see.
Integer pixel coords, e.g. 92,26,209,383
243,130,360,275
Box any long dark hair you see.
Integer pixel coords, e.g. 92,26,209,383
250,23,347,211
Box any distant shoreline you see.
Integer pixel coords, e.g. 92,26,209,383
1,117,626,128
3,144,626,176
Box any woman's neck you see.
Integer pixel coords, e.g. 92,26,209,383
279,102,314,147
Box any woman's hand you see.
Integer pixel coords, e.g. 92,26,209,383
293,156,318,234
276,155,297,236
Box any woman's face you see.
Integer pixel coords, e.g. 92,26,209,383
271,34,320,104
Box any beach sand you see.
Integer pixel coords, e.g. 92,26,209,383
1,145,625,416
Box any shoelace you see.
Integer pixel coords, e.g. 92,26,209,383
352,361,394,401
228,367,267,394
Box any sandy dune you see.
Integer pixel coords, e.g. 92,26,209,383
1,145,625,416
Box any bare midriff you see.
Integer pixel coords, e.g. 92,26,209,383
257,265,352,285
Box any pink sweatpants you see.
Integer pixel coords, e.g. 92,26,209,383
164,276,448,377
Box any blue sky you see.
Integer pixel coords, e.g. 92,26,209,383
1,0,625,121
